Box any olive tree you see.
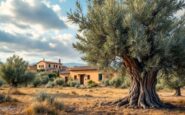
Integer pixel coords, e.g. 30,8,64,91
68,0,185,108
0,55,28,87
160,26,185,96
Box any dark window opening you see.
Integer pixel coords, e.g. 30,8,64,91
74,75,77,80
48,64,51,68
98,74,103,81
87,75,90,80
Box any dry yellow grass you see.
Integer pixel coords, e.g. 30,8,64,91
0,87,184,115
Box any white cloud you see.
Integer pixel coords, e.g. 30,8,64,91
49,43,57,48
52,4,61,13
0,0,83,63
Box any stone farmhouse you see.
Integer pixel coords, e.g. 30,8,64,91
28,59,107,85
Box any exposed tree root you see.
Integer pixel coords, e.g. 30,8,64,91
100,96,174,109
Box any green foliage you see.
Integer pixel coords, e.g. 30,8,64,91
67,79,80,87
101,79,110,86
35,92,55,104
87,80,97,88
68,0,185,85
33,92,64,114
102,76,130,88
32,78,41,87
0,94,17,103
0,55,28,87
160,73,185,90
32,72,52,87
54,78,65,86
121,76,131,88
48,73,57,80
109,77,123,88
22,72,36,86
45,81,55,88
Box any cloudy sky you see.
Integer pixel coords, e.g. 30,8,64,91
0,0,87,64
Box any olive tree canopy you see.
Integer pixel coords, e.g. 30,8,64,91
68,0,185,108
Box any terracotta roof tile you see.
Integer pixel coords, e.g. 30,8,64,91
37,60,61,65
69,66,98,71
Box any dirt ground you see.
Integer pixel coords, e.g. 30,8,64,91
0,87,185,115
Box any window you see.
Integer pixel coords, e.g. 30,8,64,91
87,75,90,80
48,64,51,68
98,74,103,81
74,75,77,80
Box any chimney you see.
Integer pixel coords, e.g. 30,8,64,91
59,58,61,64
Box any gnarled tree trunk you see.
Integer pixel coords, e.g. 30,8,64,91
174,87,181,96
101,56,166,109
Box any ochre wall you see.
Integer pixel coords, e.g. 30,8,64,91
37,61,61,71
37,61,47,70
59,70,102,85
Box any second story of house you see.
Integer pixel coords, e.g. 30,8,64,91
37,59,63,72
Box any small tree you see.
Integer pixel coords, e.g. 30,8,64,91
23,72,36,87
0,55,28,87
162,72,185,96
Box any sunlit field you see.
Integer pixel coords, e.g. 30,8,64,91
0,87,184,115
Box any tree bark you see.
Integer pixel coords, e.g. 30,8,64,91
174,87,181,96
101,56,166,108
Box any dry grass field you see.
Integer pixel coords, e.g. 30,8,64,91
0,87,184,115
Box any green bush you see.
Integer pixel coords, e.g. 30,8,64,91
54,78,65,86
32,74,49,87
67,80,80,87
22,72,36,86
0,80,5,87
40,76,50,84
102,76,130,88
31,92,64,115
48,73,57,80
121,77,131,88
109,77,123,88
87,80,97,88
32,78,41,87
45,81,55,88
102,79,110,86
35,92,55,104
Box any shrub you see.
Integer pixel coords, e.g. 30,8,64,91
45,81,55,88
40,75,50,84
48,73,57,80
0,80,4,87
32,74,49,87
53,100,64,111
67,80,80,87
87,80,97,88
101,79,110,86
22,72,36,86
109,77,123,88
121,77,131,88
35,92,55,104
0,94,17,103
102,76,130,88
25,92,65,115
32,78,41,87
54,78,65,86
31,102,56,115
